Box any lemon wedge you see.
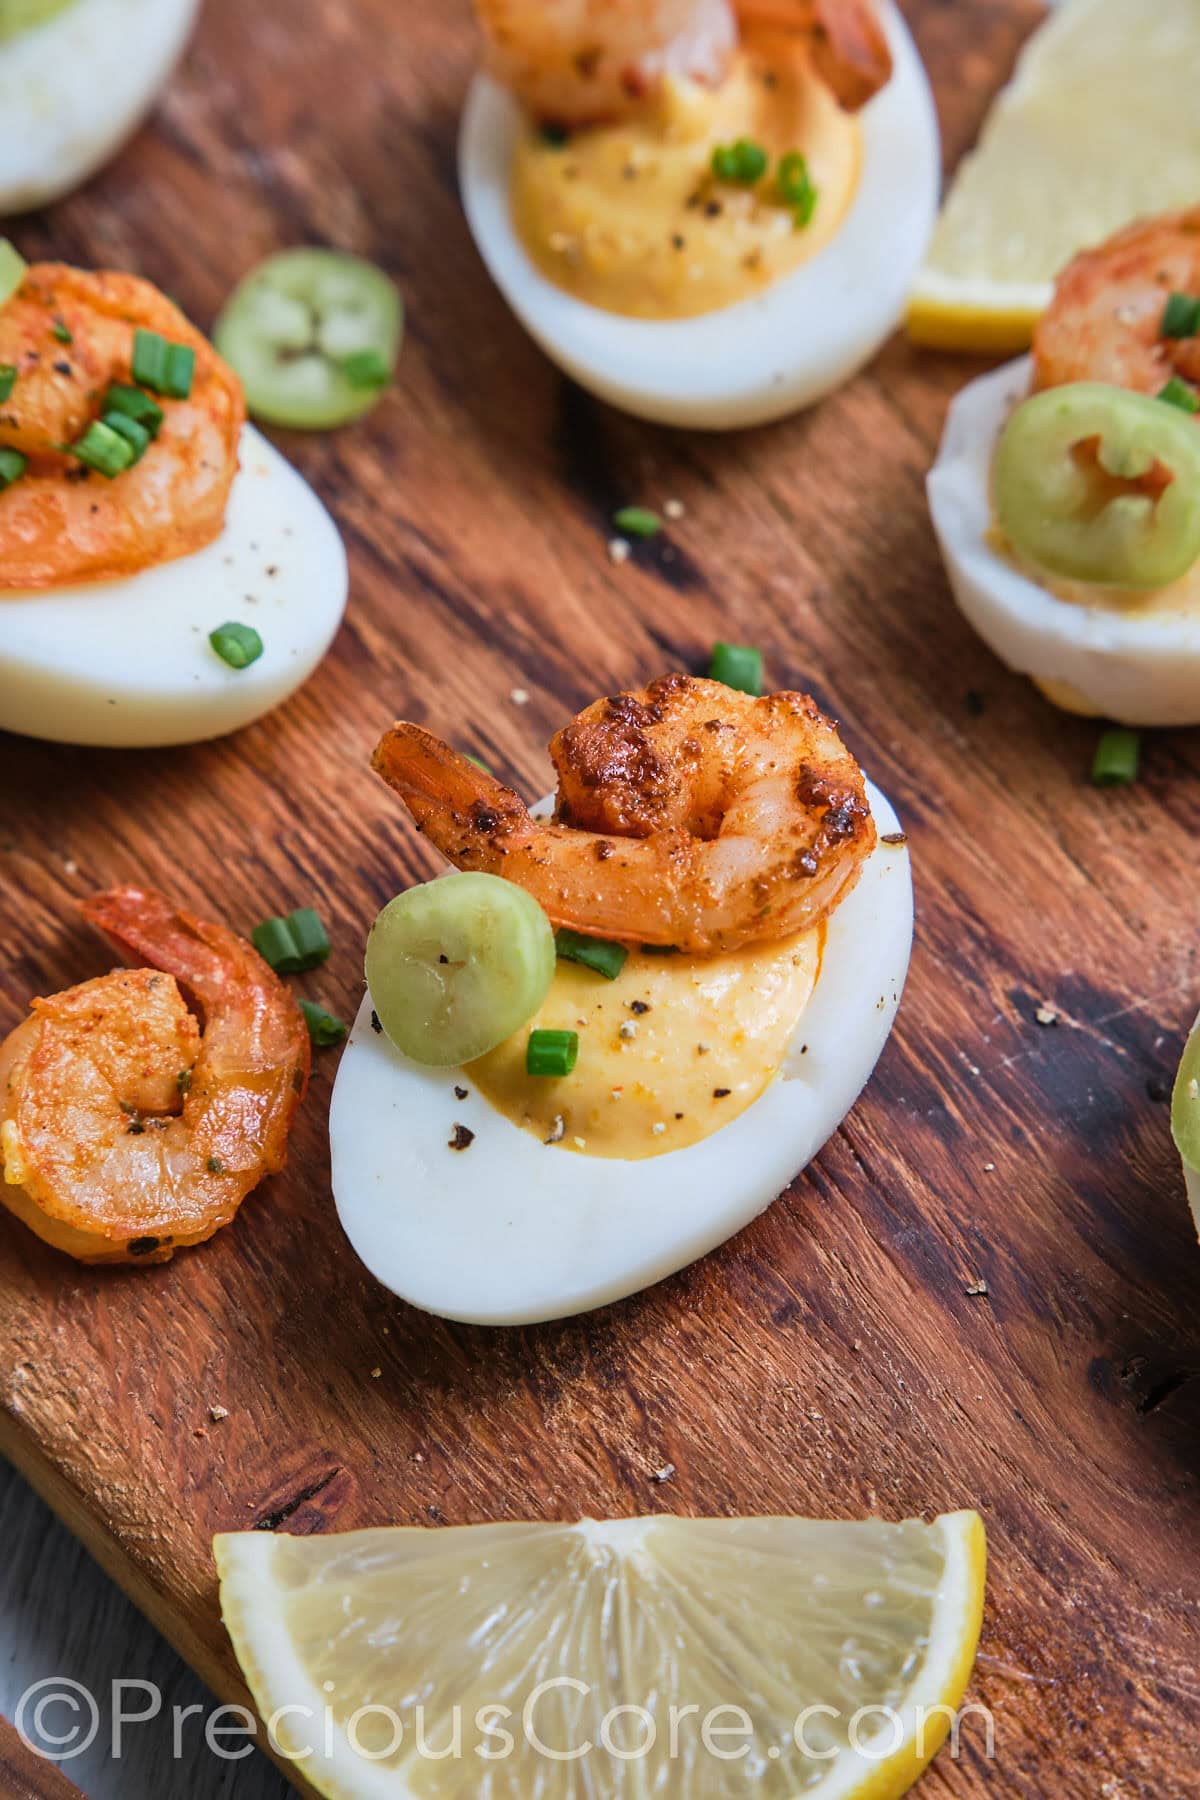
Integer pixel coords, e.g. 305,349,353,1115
216,1510,986,1798
908,0,1200,351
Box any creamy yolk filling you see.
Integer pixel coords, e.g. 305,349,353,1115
511,36,861,320
993,524,1200,622
469,928,822,1160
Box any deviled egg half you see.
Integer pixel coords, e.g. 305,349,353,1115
0,0,200,213
0,246,350,748
928,211,1200,727
331,675,912,1325
1173,1009,1200,1241
458,0,938,427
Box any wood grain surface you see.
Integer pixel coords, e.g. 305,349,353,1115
1,2,1198,1796
0,1716,84,1800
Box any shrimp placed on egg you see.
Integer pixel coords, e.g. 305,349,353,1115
0,887,310,1265
0,266,244,590
928,207,1200,728
372,674,875,954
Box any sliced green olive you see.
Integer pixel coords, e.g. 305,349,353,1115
993,382,1200,590
365,873,555,1068
213,249,402,430
1171,1016,1200,1177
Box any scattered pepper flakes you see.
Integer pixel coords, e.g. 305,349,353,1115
713,1087,732,1099
448,1123,475,1151
880,832,908,847
1035,1005,1059,1027
629,999,650,1015
370,1366,382,1379
619,1020,637,1040
206,1155,224,1174
651,1121,666,1135
965,1278,990,1298
651,1462,675,1483
209,1404,229,1422
454,1085,468,1100
370,1010,382,1034
545,1114,565,1144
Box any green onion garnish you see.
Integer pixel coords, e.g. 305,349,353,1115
252,907,331,974
555,929,628,981
465,752,494,774
0,364,16,404
612,506,662,539
776,149,818,226
0,446,27,490
709,641,763,696
70,420,134,478
0,240,27,308
711,138,768,184
1161,293,1200,340
341,348,391,390
209,621,263,670
103,383,164,436
132,329,195,398
102,410,151,462
526,1028,579,1078
1158,376,1200,415
299,999,348,1048
51,318,72,344
1091,727,1140,787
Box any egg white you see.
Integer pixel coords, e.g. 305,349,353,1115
0,424,348,747
330,779,912,1326
1181,1007,1200,1241
457,1,938,429
0,0,199,214
927,355,1200,728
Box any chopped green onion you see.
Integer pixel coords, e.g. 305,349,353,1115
70,420,134,477
612,505,662,538
1091,727,1140,787
0,239,27,308
526,1028,579,1078
50,318,71,344
132,329,195,397
0,364,16,404
1161,292,1200,339
777,150,819,226
209,621,263,669
1158,375,1200,415
555,929,628,981
465,752,494,774
299,999,348,1048
711,138,768,184
0,446,27,490
254,907,331,973
102,410,151,461
103,382,164,436
709,641,763,696
340,348,391,390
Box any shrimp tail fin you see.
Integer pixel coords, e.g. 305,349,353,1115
735,0,891,110
371,724,531,850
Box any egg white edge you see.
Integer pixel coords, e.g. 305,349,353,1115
1182,1006,1200,1243
0,0,201,212
330,776,912,1326
0,423,349,748
927,354,1200,728
457,0,940,429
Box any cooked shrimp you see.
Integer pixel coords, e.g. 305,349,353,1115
474,0,888,125
0,887,309,1264
372,674,875,954
0,265,244,590
1033,209,1200,404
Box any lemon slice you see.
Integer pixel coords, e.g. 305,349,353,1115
216,1510,986,1799
908,0,1200,351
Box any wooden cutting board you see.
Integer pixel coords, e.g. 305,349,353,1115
1,1,1197,1794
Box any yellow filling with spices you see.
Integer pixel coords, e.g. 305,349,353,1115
469,928,821,1160
511,38,861,320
